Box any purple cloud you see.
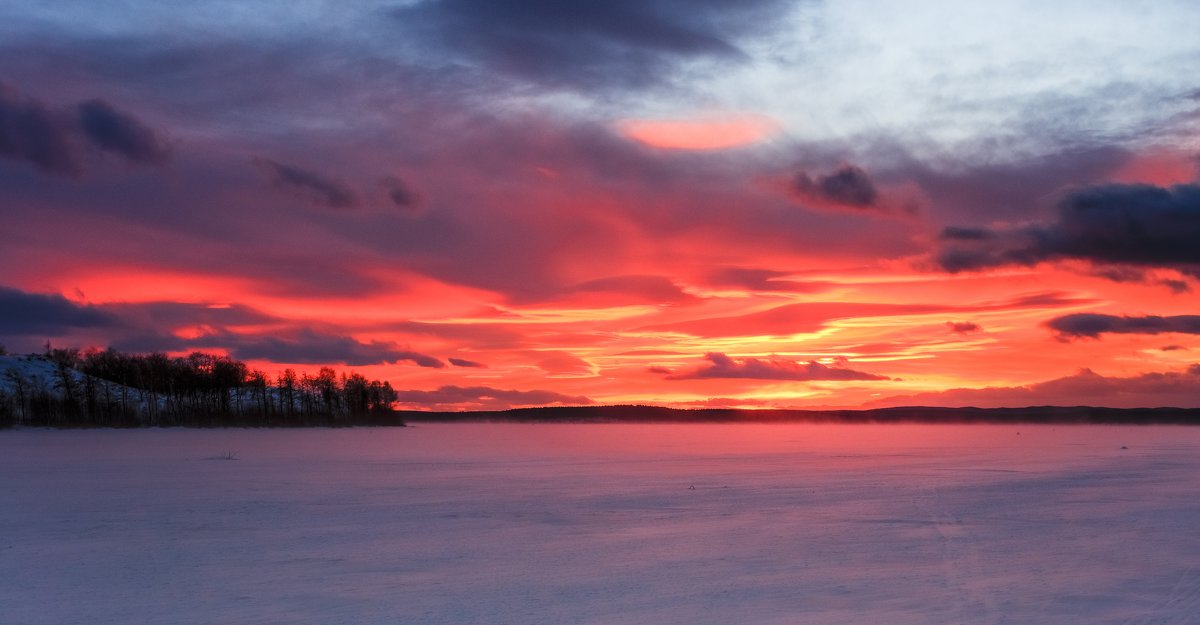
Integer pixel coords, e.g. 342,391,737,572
393,385,593,410
936,183,1200,283
0,83,78,175
114,327,444,368
254,157,360,209
794,164,879,209
667,352,889,381
1047,314,1200,340
392,0,790,89
381,175,420,209
0,285,114,336
77,98,170,164
0,84,170,176
947,321,982,334
870,366,1200,409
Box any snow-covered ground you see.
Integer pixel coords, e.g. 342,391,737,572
0,353,82,395
2,423,1199,625
0,353,158,415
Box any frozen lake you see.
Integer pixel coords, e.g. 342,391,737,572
3,423,1200,625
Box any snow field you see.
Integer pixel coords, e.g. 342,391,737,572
2,423,1199,625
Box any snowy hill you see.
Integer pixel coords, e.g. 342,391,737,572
0,353,163,426
0,351,404,428
0,354,89,396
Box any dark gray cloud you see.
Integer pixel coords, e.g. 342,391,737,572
1085,265,1192,291
667,352,889,381
77,98,170,164
1162,279,1191,293
254,157,360,209
448,357,486,368
936,183,1200,281
794,164,879,208
0,83,171,176
947,321,982,334
393,0,788,89
381,175,420,209
393,384,593,410
940,226,993,240
0,285,114,336
1047,313,1200,340
0,83,80,175
1048,184,1200,268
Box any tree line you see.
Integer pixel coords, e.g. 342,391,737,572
0,346,404,428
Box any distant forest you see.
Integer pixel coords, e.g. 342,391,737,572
0,346,404,428
400,404,1200,425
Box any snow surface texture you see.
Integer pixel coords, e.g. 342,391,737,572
0,353,157,414
0,354,88,395
2,424,1199,625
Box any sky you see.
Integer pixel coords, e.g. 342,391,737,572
2,0,1200,410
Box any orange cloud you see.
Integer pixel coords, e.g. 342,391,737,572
618,113,779,150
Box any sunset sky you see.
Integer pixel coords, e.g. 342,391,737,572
3,0,1200,410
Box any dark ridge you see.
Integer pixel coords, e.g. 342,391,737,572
399,404,1200,425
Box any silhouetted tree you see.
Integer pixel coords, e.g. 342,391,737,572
277,368,297,417
27,347,407,426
